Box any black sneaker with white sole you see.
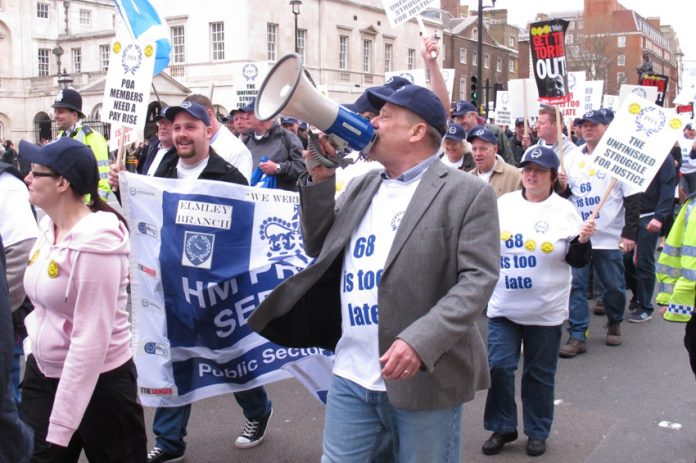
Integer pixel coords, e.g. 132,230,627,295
147,446,185,463
235,409,273,449
628,310,653,323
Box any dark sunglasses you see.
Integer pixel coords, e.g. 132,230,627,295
30,171,60,178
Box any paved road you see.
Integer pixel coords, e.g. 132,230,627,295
115,306,694,463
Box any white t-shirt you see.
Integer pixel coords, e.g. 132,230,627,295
488,191,582,325
477,169,494,183
176,158,209,180
440,155,464,169
146,146,171,176
334,177,420,391
0,173,38,247
678,136,696,174
211,126,253,181
564,144,640,249
335,155,382,197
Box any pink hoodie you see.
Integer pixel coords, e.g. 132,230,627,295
23,211,132,447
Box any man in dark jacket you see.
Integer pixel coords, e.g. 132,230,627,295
109,101,272,463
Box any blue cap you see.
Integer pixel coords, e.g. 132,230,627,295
686,123,693,131
280,117,298,125
345,86,394,115
452,100,477,117
19,138,98,196
519,145,559,170
384,75,412,91
298,120,308,130
466,125,497,144
366,84,447,136
515,117,527,127
444,123,466,142
576,109,610,126
598,108,615,123
242,98,256,113
165,101,211,126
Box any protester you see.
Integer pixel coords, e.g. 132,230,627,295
467,126,522,197
137,110,175,176
451,100,515,165
535,106,576,159
19,137,147,461
51,88,112,200
440,122,474,171
559,109,640,357
108,101,271,463
280,116,300,135
482,146,594,457
510,118,536,166
250,84,500,462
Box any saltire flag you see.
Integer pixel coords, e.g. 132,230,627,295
529,19,570,105
113,0,171,75
119,173,334,407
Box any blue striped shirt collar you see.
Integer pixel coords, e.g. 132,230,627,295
380,153,439,183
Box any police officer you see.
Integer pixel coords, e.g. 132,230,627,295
52,88,112,200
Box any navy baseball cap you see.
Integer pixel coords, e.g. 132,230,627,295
444,123,466,142
242,98,256,113
384,75,412,91
280,116,298,125
19,138,98,195
576,109,610,126
598,108,615,123
165,101,211,126
298,120,308,130
366,84,447,136
466,125,497,144
686,123,694,131
515,117,527,127
346,86,394,115
519,145,559,170
452,100,477,117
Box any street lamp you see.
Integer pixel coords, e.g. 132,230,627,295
290,0,302,54
476,0,496,111
57,68,73,89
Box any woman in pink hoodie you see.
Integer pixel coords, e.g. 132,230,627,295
18,138,146,462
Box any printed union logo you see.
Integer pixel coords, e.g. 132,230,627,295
635,106,665,137
475,129,485,136
448,125,457,134
182,231,215,269
242,64,259,81
137,222,158,238
631,87,647,98
181,101,192,108
121,44,143,75
143,341,169,357
535,220,549,233
530,148,542,158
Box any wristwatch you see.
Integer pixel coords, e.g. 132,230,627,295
275,164,281,175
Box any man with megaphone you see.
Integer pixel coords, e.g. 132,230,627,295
250,83,500,462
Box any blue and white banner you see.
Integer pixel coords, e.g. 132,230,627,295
120,173,333,407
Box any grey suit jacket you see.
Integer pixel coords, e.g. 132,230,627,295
249,159,500,410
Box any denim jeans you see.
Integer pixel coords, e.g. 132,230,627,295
624,215,660,314
568,249,626,340
321,375,462,463
484,317,562,440
153,386,271,454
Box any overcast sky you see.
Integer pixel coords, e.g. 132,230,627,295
457,0,694,64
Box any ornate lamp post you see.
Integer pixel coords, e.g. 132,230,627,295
476,0,496,110
290,0,302,54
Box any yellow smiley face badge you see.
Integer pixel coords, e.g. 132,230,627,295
47,260,59,278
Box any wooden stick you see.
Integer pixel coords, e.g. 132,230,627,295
523,81,529,137
589,178,617,221
416,16,438,59
113,128,127,192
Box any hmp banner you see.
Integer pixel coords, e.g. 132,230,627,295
119,173,333,407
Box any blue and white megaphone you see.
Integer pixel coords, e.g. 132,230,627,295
255,53,377,160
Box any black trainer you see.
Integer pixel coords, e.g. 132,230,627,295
235,408,273,449
482,431,518,455
147,446,184,463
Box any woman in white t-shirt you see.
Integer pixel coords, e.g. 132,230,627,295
481,146,595,458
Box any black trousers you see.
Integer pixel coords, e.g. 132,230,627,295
685,315,696,380
21,355,147,463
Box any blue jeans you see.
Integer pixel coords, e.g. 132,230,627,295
153,387,270,454
484,317,562,440
321,375,462,463
624,215,660,315
10,335,23,405
568,249,626,340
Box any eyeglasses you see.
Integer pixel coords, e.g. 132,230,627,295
30,171,60,178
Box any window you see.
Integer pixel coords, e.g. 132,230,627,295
473,51,478,66
472,27,478,39
267,23,278,61
38,48,50,76
617,55,625,66
496,57,502,72
509,59,515,73
617,36,626,48
79,9,91,26
484,54,490,69
339,35,348,70
362,39,372,73
384,43,393,73
508,36,515,48
210,22,224,61
297,29,306,60
36,2,48,18
100,44,110,71
71,47,81,73
567,34,574,44
617,72,625,84
459,48,467,64
171,26,185,64
459,76,467,100
407,48,415,70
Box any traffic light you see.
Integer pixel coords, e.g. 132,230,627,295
470,76,478,105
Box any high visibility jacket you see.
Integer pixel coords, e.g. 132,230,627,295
57,125,112,200
656,198,696,322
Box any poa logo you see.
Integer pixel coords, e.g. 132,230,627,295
259,204,309,268
530,148,543,159
182,231,215,269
